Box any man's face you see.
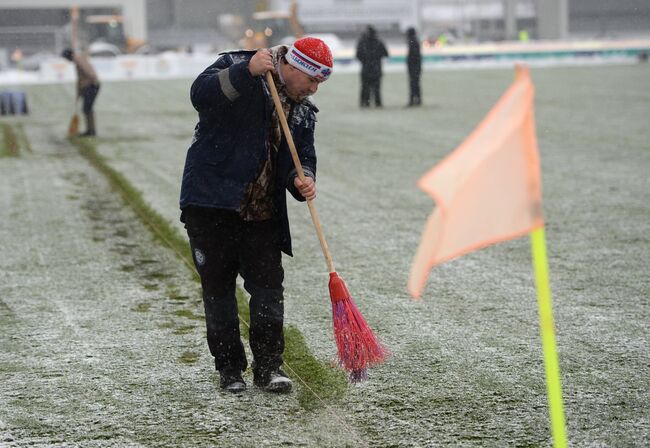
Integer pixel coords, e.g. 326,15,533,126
283,64,321,101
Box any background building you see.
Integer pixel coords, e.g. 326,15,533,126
146,0,253,51
286,0,650,42
0,0,649,61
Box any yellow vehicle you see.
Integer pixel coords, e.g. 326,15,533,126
67,7,146,56
243,1,304,49
84,15,146,54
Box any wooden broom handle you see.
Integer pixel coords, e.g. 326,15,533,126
265,71,335,273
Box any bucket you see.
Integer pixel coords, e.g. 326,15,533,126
0,90,29,115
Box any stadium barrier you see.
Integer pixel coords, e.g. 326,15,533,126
1,39,649,86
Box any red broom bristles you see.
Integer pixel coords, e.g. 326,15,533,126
329,272,388,382
264,72,387,383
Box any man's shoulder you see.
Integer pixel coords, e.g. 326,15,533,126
293,98,319,128
218,49,257,64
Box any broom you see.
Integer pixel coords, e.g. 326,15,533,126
67,97,80,138
265,71,387,381
68,7,80,138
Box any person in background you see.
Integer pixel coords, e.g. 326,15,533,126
62,48,100,137
179,37,333,394
356,25,388,108
406,27,422,107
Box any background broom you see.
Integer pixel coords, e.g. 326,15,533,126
67,6,80,138
266,72,387,381
67,98,79,137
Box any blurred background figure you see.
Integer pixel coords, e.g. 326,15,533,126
355,25,388,108
406,27,422,107
62,48,100,137
10,49,24,70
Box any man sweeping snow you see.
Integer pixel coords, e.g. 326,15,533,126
179,37,333,393
62,48,100,137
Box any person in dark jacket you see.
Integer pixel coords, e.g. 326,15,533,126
62,48,100,136
356,25,388,108
406,27,422,107
179,37,333,394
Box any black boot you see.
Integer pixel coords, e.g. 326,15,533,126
203,288,248,375
80,112,96,137
253,366,292,393
245,282,291,393
219,367,246,393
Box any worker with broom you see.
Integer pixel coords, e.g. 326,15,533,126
179,37,333,393
62,48,100,137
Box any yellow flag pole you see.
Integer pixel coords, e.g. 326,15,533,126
530,226,568,448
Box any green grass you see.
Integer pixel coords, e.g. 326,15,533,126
171,309,204,320
1,123,19,157
235,287,348,409
131,302,151,312
172,325,196,335
0,122,31,157
284,325,348,409
178,351,200,364
15,123,32,153
72,137,195,268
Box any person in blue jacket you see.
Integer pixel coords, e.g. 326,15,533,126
179,37,333,394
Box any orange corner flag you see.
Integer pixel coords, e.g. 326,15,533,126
408,66,568,447
408,65,544,299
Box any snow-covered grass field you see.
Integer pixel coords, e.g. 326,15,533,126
1,64,649,446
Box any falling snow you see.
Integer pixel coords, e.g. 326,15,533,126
1,65,649,446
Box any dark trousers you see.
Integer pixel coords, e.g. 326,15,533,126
181,207,285,374
81,84,100,114
81,84,100,134
360,76,382,107
408,72,421,106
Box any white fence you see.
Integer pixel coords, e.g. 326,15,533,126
39,53,218,83
1,38,649,86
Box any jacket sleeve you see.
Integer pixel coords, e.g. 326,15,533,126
286,107,318,202
381,42,389,58
356,40,365,62
190,55,258,112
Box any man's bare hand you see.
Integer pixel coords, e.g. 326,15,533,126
294,176,316,201
248,49,274,77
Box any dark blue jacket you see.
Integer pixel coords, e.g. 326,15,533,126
179,50,318,256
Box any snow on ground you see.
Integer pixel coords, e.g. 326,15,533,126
1,63,649,446
0,105,360,447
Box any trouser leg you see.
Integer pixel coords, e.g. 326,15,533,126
245,282,284,373
84,111,96,135
413,75,421,105
202,287,246,371
82,84,99,135
183,208,247,372
371,78,382,107
367,79,375,106
239,219,285,373
360,76,370,107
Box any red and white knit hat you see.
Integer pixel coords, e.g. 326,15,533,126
286,37,333,82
